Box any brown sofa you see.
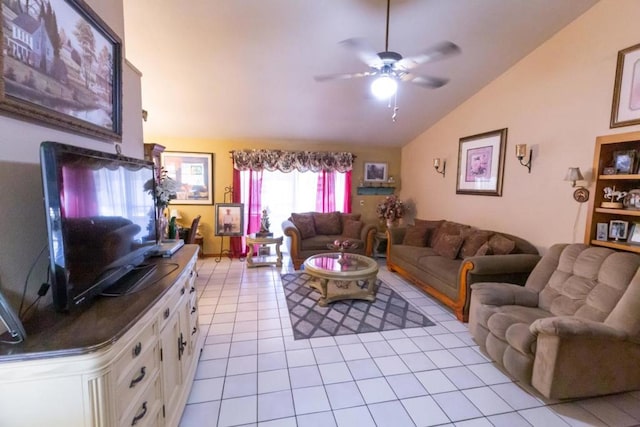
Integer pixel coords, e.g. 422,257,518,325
469,243,640,399
282,211,376,270
386,219,540,322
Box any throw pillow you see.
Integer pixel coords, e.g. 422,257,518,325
313,212,342,235
291,213,316,239
402,225,430,247
340,213,361,230
413,219,444,246
475,242,493,256
432,221,470,248
488,234,516,255
342,219,363,239
459,230,493,258
433,233,464,260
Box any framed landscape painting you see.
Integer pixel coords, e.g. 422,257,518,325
364,162,388,183
456,128,507,196
0,0,122,140
161,151,214,205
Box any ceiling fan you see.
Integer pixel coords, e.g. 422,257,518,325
314,0,460,101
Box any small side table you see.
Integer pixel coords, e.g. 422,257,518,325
374,232,388,258
246,234,283,268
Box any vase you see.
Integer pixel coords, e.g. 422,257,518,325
157,209,168,240
386,219,398,229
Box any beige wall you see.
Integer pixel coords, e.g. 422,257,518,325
147,137,401,255
401,0,640,252
0,1,141,311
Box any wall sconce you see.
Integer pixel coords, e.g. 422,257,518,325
515,144,532,173
433,158,446,177
564,167,589,203
142,109,148,122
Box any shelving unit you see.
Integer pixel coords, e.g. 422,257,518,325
356,186,395,195
585,130,640,254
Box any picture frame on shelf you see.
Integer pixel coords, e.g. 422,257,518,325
0,0,122,141
611,42,640,128
364,162,388,183
609,219,629,240
456,128,507,196
215,203,245,236
596,223,609,241
613,150,636,174
628,223,640,244
602,167,617,175
161,152,214,205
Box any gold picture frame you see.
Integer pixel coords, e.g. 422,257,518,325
611,42,640,128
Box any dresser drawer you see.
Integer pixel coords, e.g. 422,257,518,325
115,343,160,417
157,285,185,331
119,374,162,427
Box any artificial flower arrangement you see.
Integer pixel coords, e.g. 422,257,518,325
144,167,177,210
376,194,405,222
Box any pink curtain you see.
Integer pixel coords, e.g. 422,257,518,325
231,169,243,257
343,170,352,213
247,170,263,235
315,171,336,212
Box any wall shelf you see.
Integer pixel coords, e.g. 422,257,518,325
357,186,395,195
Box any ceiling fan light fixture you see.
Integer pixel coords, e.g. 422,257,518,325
371,75,397,100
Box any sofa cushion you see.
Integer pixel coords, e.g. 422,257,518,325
433,233,464,259
432,221,470,247
403,225,430,247
475,241,493,256
488,234,516,255
291,213,316,239
342,219,363,239
460,230,493,259
313,212,342,235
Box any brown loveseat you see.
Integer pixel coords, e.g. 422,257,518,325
469,243,640,399
386,219,540,322
282,211,376,270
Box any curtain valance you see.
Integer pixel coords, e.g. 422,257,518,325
231,149,354,173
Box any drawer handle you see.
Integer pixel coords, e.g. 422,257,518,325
192,326,197,336
164,308,170,319
191,307,196,314
181,287,186,295
178,333,187,360
131,401,147,426
190,286,196,294
132,342,142,358
129,367,146,388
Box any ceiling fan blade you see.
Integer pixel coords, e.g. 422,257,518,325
395,41,460,71
402,73,449,89
314,71,376,82
340,38,384,68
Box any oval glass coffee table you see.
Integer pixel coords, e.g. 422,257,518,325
303,253,379,307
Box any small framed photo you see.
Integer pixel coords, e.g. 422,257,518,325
629,223,640,244
609,219,629,240
603,167,617,175
364,162,388,183
215,203,245,236
613,150,636,174
596,223,609,241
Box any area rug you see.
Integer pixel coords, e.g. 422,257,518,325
282,273,435,340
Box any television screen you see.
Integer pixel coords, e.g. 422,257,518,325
40,141,157,311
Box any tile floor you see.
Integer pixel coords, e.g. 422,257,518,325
179,256,640,427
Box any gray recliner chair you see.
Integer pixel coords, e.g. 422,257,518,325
469,243,640,399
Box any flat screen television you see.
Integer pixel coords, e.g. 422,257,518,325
40,141,158,312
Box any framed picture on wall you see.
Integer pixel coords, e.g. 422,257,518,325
215,203,244,236
0,0,122,140
611,42,640,128
456,128,507,196
364,162,388,183
161,152,214,204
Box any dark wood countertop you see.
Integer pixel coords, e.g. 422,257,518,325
0,245,198,363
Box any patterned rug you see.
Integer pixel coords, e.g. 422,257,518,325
282,273,435,340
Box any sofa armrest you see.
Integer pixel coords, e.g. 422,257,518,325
361,223,377,256
464,253,542,276
531,316,629,341
282,219,301,253
469,282,539,307
386,226,407,245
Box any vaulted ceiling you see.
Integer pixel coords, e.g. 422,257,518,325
123,0,598,147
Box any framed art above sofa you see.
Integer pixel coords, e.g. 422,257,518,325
456,128,507,196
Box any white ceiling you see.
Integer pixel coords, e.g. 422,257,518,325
123,0,598,147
